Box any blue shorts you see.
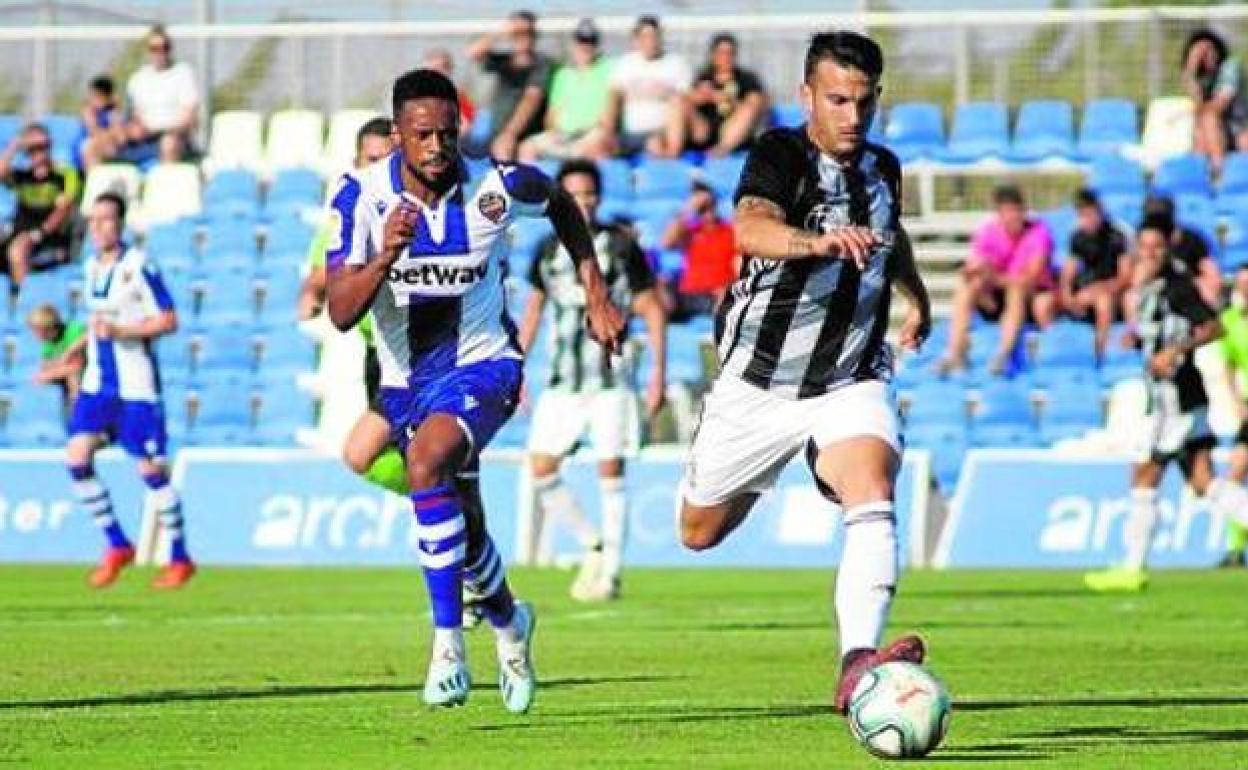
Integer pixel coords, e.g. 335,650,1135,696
68,392,168,460
379,357,522,465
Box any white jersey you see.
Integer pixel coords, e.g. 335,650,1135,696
326,153,550,388
81,246,175,402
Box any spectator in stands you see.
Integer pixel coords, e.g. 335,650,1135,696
591,15,691,159
1182,28,1248,172
938,185,1056,376
26,303,86,415
660,181,737,320
420,48,476,138
518,19,613,162
466,10,553,161
0,123,80,307
298,117,395,321
1143,194,1221,308
679,33,768,157
1059,189,1131,363
78,75,125,171
119,25,198,164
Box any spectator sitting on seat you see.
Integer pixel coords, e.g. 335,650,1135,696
1182,28,1248,173
938,185,1056,376
1059,189,1131,363
465,9,553,161
78,75,126,171
1142,193,1221,308
118,25,199,165
660,181,737,321
590,15,691,159
0,123,81,308
27,303,86,415
420,48,476,138
679,33,767,157
518,19,614,162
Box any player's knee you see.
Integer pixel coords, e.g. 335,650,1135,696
406,456,447,491
342,444,371,475
679,509,720,552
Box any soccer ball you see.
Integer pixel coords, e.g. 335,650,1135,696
847,661,951,759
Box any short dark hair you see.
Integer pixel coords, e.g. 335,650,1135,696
94,191,127,221
511,9,536,26
356,117,393,151
1139,213,1174,240
556,158,601,194
1183,28,1227,68
89,74,114,96
710,32,737,51
804,30,884,82
23,122,47,139
635,14,661,34
993,185,1025,208
391,69,459,117
1073,188,1101,210
1143,194,1176,229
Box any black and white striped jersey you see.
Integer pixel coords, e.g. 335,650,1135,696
715,127,902,400
1137,271,1216,412
528,222,655,392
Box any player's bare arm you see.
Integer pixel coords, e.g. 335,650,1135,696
327,202,415,332
633,288,668,418
517,289,547,354
735,194,877,267
545,186,626,353
97,309,177,342
891,228,932,352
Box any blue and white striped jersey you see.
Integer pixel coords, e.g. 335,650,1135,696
326,153,550,388
81,246,175,402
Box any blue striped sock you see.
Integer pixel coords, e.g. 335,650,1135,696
143,472,189,563
464,534,515,629
69,465,130,549
412,485,466,629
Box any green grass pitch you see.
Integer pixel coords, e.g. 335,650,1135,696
3,565,1248,768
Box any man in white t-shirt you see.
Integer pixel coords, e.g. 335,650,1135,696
588,15,690,158
119,25,198,165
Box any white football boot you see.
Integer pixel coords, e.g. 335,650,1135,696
570,548,604,601
496,601,537,714
423,632,471,708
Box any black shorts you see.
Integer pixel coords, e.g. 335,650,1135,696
364,344,384,416
1235,419,1248,448
0,232,71,277
976,286,1048,324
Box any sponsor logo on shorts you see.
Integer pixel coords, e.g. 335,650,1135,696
478,191,507,223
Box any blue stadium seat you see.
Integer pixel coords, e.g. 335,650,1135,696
1032,322,1097,369
508,217,553,276
969,422,1041,448
256,271,301,321
906,423,968,491
1039,385,1103,444
466,109,492,150
1222,218,1248,273
940,102,1009,163
258,326,316,370
634,159,693,200
598,158,634,200
1152,153,1213,198
771,103,805,129
1008,100,1075,162
252,379,313,444
630,198,683,228
973,380,1035,427
195,326,261,372
203,169,261,217
701,154,746,199
598,197,633,223
264,216,316,264
2,386,66,446
1038,206,1077,267
0,115,21,149
904,380,968,428
1217,152,1248,215
145,220,198,269
1087,153,1146,196
43,114,83,166
884,102,944,163
1176,194,1219,258
1076,99,1138,158
266,168,323,218
156,333,194,373
187,384,253,445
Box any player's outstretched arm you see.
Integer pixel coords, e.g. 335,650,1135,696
735,195,877,267
892,227,932,352
545,187,625,354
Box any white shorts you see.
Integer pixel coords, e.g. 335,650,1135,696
1134,405,1215,463
527,387,640,460
680,375,901,507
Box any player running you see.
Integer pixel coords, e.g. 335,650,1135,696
518,158,667,602
1217,263,1248,567
325,69,624,712
1085,217,1248,591
676,31,932,715
67,192,192,589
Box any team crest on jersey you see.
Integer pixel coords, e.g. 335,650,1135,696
805,201,850,234
478,191,507,223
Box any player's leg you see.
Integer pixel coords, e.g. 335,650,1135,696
1189,442,1248,537
527,390,600,568
343,411,407,495
578,387,642,600
457,465,515,629
119,400,192,588
1091,459,1165,592
66,423,134,588
1220,436,1248,566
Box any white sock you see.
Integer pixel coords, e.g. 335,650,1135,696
1208,478,1248,529
835,501,898,656
494,612,524,647
534,473,601,550
1123,487,1159,572
599,476,627,582
433,627,465,659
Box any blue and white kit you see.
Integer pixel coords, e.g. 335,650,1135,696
327,154,553,459
69,245,175,459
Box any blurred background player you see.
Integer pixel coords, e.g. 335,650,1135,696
66,192,190,589
518,158,666,602
1216,264,1248,568
324,69,624,711
938,185,1055,376
1057,189,1130,363
1085,217,1248,592
0,122,80,309
675,30,933,715
1182,28,1248,173
27,303,86,417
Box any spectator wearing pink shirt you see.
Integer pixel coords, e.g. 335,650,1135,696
939,186,1057,375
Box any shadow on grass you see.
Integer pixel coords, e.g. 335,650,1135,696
1018,725,1248,745
959,694,1248,712
471,703,836,732
0,675,678,711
